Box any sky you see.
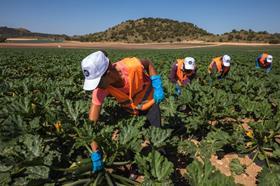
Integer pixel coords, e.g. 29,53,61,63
0,0,280,36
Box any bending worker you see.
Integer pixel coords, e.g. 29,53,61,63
81,51,165,128
256,52,273,73
169,57,197,96
81,51,165,174
208,55,231,80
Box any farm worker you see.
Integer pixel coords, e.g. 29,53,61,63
169,57,197,96
81,51,165,128
256,53,273,73
208,55,231,80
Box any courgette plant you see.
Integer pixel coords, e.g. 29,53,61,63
239,119,280,169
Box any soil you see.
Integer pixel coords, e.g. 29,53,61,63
210,153,262,186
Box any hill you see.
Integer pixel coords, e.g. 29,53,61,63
1,18,279,44
0,26,69,41
78,17,212,43
201,29,280,44
76,18,280,44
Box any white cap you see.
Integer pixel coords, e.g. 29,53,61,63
183,57,195,70
222,55,231,67
81,51,109,90
266,55,273,63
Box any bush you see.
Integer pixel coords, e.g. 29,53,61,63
0,37,7,43
269,39,280,44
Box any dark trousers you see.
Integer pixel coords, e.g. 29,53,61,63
139,103,161,128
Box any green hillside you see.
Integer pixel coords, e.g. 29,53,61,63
0,26,69,41
79,17,212,43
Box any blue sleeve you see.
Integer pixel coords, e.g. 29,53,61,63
256,54,263,62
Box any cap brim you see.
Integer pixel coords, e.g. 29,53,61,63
185,65,195,70
223,62,230,67
83,77,101,91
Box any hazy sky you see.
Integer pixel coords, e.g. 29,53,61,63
1,0,279,36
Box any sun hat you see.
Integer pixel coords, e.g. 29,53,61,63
222,55,231,67
183,57,196,70
81,51,109,90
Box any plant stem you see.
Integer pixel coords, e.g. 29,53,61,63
105,172,114,186
63,178,91,186
111,173,138,185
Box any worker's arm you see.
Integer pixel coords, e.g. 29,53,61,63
187,68,197,80
261,62,271,69
140,59,164,103
208,62,214,74
89,103,102,122
177,80,182,86
169,62,178,84
220,66,230,78
255,58,260,68
140,59,158,76
89,89,108,122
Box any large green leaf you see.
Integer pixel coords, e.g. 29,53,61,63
144,127,172,148
229,158,246,175
258,166,280,186
26,166,50,180
119,125,142,152
177,140,197,158
0,172,11,185
186,159,236,186
135,150,174,183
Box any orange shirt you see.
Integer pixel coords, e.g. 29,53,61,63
92,62,129,105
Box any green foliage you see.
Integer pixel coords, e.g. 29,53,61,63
0,46,280,185
144,126,172,148
119,124,142,153
258,166,280,186
135,150,174,184
200,129,232,158
0,36,7,42
80,17,211,42
177,140,197,158
230,159,246,175
186,159,236,186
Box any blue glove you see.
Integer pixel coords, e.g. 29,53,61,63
91,151,104,172
175,84,181,96
217,76,223,80
150,75,165,104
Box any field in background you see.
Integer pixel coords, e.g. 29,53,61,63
0,41,278,49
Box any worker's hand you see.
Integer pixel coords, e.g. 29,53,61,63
176,80,182,86
217,76,223,80
175,84,182,96
91,141,99,152
208,71,214,78
207,67,212,74
151,75,165,104
90,151,104,172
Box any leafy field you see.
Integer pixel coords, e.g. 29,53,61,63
0,46,280,186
